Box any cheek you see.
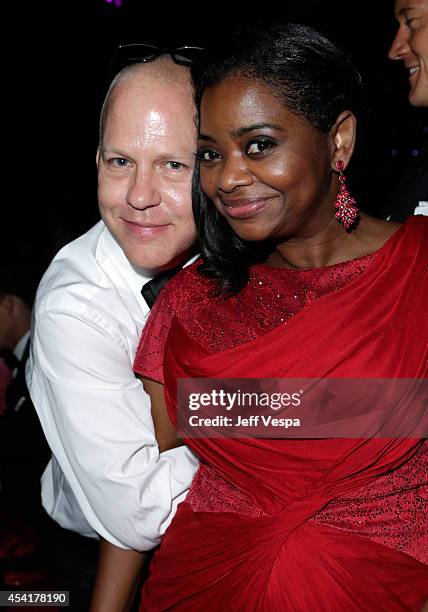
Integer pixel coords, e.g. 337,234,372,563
254,157,300,192
263,160,290,184
98,176,127,209
415,29,428,61
200,167,218,198
161,181,192,214
212,200,227,219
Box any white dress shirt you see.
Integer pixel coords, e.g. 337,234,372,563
26,220,198,551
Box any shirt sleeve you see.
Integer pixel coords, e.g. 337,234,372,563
27,308,198,551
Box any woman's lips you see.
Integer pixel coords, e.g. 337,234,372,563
220,197,274,220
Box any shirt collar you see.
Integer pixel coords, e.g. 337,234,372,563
98,225,152,315
98,223,198,314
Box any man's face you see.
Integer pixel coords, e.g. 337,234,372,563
389,0,428,106
97,68,197,270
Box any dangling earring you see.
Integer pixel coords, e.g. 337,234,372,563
334,160,359,230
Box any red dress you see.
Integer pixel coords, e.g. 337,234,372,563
135,217,428,611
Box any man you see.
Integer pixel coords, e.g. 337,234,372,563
387,0,428,219
27,55,199,603
388,0,428,107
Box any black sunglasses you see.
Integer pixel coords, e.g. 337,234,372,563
112,43,205,69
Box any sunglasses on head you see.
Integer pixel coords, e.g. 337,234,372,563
112,43,205,69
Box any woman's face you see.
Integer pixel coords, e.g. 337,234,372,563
198,76,337,243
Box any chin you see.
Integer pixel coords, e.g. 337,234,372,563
127,243,195,272
409,85,428,107
231,225,274,243
127,251,174,271
238,233,270,243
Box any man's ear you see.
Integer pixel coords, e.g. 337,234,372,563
329,111,357,171
96,148,100,169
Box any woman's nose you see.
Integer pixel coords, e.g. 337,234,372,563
217,155,253,193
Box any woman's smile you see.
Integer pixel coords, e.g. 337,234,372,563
219,195,277,219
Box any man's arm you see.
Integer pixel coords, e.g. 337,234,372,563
90,538,146,612
89,380,179,612
28,309,198,551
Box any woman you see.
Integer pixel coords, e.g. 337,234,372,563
135,24,428,610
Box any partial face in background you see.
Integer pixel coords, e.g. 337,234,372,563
0,296,12,351
0,295,23,351
97,64,197,270
389,0,428,106
197,76,338,244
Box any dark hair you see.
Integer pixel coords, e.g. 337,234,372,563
191,23,366,294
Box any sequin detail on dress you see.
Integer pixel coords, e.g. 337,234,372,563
134,252,379,381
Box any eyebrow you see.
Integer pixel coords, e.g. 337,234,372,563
398,5,416,16
100,145,195,159
199,122,284,143
99,145,127,156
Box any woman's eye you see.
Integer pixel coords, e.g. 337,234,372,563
198,150,221,162
246,139,276,155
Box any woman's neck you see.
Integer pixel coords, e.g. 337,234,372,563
265,215,400,270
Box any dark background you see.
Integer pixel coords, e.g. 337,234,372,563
5,0,427,284
1,2,425,607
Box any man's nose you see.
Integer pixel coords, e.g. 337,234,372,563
126,168,161,210
217,155,253,193
388,26,409,61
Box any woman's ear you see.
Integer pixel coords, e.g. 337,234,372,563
329,111,357,171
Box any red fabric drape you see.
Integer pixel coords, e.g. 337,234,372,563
142,218,428,611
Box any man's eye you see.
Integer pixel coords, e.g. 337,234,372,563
246,139,276,155
167,161,185,170
108,158,129,167
405,17,419,28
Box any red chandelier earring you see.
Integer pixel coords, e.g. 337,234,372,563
334,160,359,230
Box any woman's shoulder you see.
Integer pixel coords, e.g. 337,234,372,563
158,258,215,314
158,258,215,305
405,214,428,233
366,215,428,259
397,215,428,249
